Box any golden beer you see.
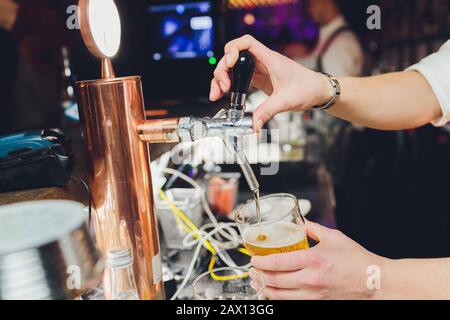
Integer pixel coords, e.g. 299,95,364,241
243,221,309,256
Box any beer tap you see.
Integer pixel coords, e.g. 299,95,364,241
177,51,260,193
138,51,260,192
176,51,256,143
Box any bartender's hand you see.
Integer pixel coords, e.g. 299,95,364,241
251,221,386,300
0,0,19,31
210,35,331,131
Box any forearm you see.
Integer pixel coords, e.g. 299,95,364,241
377,258,450,299
327,71,442,130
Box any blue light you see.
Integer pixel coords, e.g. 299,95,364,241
162,18,179,37
176,4,185,14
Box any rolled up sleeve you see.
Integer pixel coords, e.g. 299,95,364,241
407,40,450,127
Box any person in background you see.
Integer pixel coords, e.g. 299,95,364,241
306,0,366,232
0,0,19,133
211,34,450,299
0,0,66,134
305,0,363,76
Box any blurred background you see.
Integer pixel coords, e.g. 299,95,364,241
0,0,449,261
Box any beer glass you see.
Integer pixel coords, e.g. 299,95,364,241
235,193,309,256
192,267,265,300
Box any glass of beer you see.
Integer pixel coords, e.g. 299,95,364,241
235,193,309,256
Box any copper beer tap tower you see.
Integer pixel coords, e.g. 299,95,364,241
76,0,255,300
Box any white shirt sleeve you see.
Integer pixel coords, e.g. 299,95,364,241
407,40,450,127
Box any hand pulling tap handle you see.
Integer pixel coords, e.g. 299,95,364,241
176,52,256,142
230,51,255,110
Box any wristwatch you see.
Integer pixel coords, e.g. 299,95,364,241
312,73,341,111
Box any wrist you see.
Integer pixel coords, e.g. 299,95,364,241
368,256,395,300
311,73,340,111
313,73,333,107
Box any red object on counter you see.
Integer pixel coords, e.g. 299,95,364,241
206,175,240,216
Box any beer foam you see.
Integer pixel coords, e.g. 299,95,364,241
243,221,306,248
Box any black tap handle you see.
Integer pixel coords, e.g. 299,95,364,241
231,51,255,95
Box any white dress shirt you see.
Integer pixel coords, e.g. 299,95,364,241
407,40,450,127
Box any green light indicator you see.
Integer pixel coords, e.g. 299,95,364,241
208,57,217,65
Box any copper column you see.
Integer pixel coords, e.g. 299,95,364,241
77,76,177,300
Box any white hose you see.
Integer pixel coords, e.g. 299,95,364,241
170,221,250,300
160,167,239,242
159,167,250,300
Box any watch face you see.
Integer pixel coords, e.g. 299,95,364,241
333,78,341,95
315,75,340,111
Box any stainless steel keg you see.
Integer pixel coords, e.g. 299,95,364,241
0,200,103,300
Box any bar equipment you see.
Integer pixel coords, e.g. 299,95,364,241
177,51,261,195
76,0,256,300
156,188,203,250
177,50,255,142
192,267,264,300
76,0,167,299
107,247,139,300
205,172,241,216
0,200,102,300
0,129,73,192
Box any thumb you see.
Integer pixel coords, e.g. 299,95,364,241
305,220,333,243
253,94,287,132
